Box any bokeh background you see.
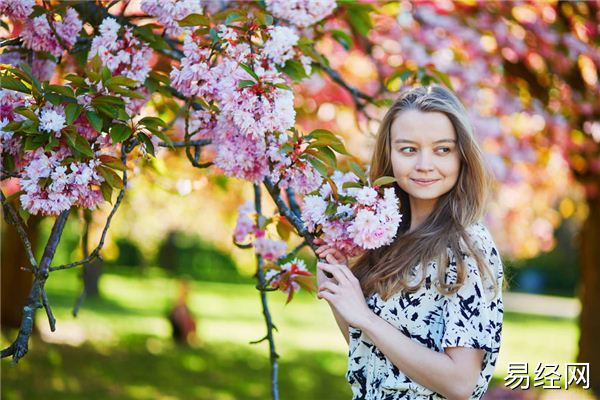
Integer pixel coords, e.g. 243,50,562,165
2,1,599,399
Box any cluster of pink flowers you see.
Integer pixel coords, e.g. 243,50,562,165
268,134,322,195
265,258,311,302
301,171,402,256
0,0,34,20
234,201,288,261
21,8,82,57
140,0,203,37
265,0,337,28
89,18,153,85
19,148,105,215
0,89,31,165
172,22,320,183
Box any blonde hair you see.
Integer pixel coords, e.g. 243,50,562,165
351,84,503,301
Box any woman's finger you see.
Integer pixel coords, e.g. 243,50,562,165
317,261,348,284
325,254,356,282
318,280,338,294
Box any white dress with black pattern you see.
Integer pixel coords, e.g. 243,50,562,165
346,222,504,400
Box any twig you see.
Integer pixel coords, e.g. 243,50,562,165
49,143,129,272
251,183,280,400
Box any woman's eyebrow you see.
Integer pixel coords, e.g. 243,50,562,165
393,139,457,144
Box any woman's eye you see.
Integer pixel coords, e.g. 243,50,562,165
436,147,451,154
400,147,416,154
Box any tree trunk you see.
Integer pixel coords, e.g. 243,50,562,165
1,215,42,329
577,187,600,394
82,258,102,297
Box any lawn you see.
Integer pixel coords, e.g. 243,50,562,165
1,266,592,399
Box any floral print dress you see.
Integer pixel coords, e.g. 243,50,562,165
346,222,504,400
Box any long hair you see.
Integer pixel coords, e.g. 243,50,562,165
351,84,502,301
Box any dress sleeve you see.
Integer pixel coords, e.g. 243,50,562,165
441,223,504,353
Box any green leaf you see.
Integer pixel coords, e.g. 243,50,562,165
349,161,367,184
45,92,62,105
0,75,30,94
139,116,167,129
307,157,329,178
309,146,337,167
24,134,48,150
48,84,74,98
65,74,86,86
307,129,349,155
98,166,123,189
106,75,139,87
30,5,47,18
108,86,146,99
331,29,353,50
101,66,112,83
325,201,337,216
149,71,170,84
18,62,41,95
86,111,103,132
99,155,126,171
431,69,454,90
13,106,38,122
138,132,155,157
342,181,363,189
64,129,94,158
92,95,124,107
345,3,373,36
239,63,259,81
372,176,397,187
65,103,82,125
3,120,24,131
273,83,292,91
96,104,119,119
110,124,132,143
177,13,210,27
281,59,307,81
101,181,113,203
238,80,256,89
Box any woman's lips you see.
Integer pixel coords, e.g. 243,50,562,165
411,178,439,186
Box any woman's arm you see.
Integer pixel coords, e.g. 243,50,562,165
317,261,484,400
360,312,483,400
329,304,349,344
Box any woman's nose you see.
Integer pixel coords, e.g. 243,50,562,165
415,152,434,171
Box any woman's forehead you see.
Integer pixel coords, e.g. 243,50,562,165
390,110,456,143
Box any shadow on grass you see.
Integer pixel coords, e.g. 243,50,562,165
1,334,352,400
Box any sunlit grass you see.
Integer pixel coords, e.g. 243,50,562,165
1,266,588,399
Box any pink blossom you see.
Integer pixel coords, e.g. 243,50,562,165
265,0,337,27
19,149,106,215
0,0,34,20
254,235,287,261
21,8,82,57
141,0,203,37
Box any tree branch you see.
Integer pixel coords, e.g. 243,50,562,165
49,143,129,272
251,183,280,400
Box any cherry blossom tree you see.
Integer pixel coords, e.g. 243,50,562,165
1,0,599,395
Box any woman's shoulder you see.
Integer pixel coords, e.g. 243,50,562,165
463,221,497,251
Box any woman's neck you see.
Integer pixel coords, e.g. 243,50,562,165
408,196,438,233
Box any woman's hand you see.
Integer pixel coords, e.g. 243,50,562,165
314,237,348,265
316,255,373,330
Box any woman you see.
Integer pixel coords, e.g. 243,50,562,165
315,84,505,400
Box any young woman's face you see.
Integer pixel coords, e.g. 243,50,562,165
389,109,461,204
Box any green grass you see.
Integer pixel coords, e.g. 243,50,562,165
1,266,590,399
